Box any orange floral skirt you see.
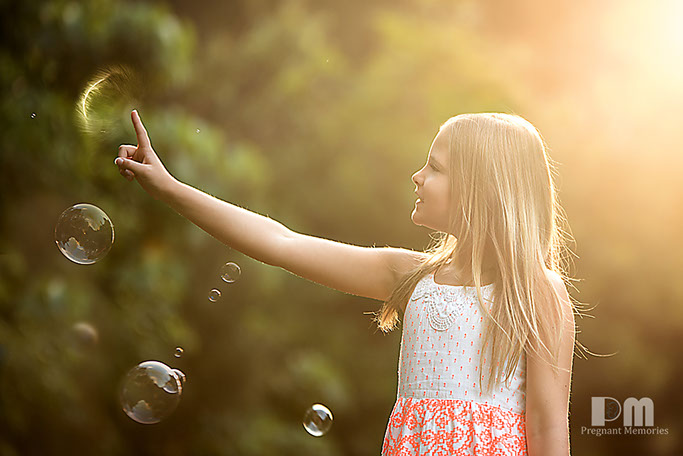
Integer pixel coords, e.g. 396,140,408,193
382,397,527,456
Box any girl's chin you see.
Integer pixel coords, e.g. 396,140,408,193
410,212,425,227
411,215,444,232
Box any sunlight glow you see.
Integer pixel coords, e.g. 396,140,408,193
80,76,108,121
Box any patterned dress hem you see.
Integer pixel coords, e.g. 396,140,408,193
382,397,527,456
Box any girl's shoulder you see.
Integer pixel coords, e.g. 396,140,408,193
543,269,569,298
538,269,573,322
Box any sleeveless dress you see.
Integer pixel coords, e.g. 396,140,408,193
382,271,527,455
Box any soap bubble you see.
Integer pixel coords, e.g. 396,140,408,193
174,347,183,358
119,361,183,424
303,403,333,437
208,289,221,302
30,112,36,119
172,368,186,385
55,203,114,264
220,262,241,283
70,321,99,348
195,128,201,134
76,65,140,140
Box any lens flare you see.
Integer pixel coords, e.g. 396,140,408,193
76,65,140,140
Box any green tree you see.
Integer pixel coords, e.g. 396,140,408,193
1,0,605,455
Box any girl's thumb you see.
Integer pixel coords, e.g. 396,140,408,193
114,157,144,173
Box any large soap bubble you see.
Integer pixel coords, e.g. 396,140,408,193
119,361,186,425
302,403,333,437
76,65,140,140
54,203,114,264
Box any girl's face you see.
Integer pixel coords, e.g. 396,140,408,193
411,127,453,232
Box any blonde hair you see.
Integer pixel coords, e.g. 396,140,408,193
376,112,591,396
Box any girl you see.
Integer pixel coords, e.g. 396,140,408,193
115,110,577,455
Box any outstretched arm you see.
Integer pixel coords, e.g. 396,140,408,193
115,110,425,301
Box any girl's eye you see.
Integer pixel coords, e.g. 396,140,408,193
429,163,439,172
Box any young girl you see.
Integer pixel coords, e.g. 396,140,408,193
115,111,576,455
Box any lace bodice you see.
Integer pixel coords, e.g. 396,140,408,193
397,272,526,414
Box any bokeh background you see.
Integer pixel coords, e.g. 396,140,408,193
1,0,682,454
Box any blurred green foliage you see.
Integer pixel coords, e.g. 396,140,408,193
1,0,682,455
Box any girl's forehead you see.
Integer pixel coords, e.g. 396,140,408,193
429,128,451,163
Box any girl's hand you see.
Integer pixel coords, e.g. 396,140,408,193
114,110,176,200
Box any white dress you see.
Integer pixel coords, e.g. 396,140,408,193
382,272,527,455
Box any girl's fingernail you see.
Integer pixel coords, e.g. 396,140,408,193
114,157,123,165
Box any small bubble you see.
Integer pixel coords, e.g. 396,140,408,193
303,403,333,437
195,129,201,134
30,112,36,119
326,59,329,63
174,347,183,358
119,361,182,424
208,289,221,302
220,262,241,284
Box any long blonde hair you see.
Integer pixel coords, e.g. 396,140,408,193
376,112,590,396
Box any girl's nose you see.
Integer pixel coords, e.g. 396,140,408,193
412,169,423,186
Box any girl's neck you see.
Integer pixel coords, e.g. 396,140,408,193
440,238,499,284
438,257,498,286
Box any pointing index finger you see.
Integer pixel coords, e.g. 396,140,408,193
131,110,151,148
